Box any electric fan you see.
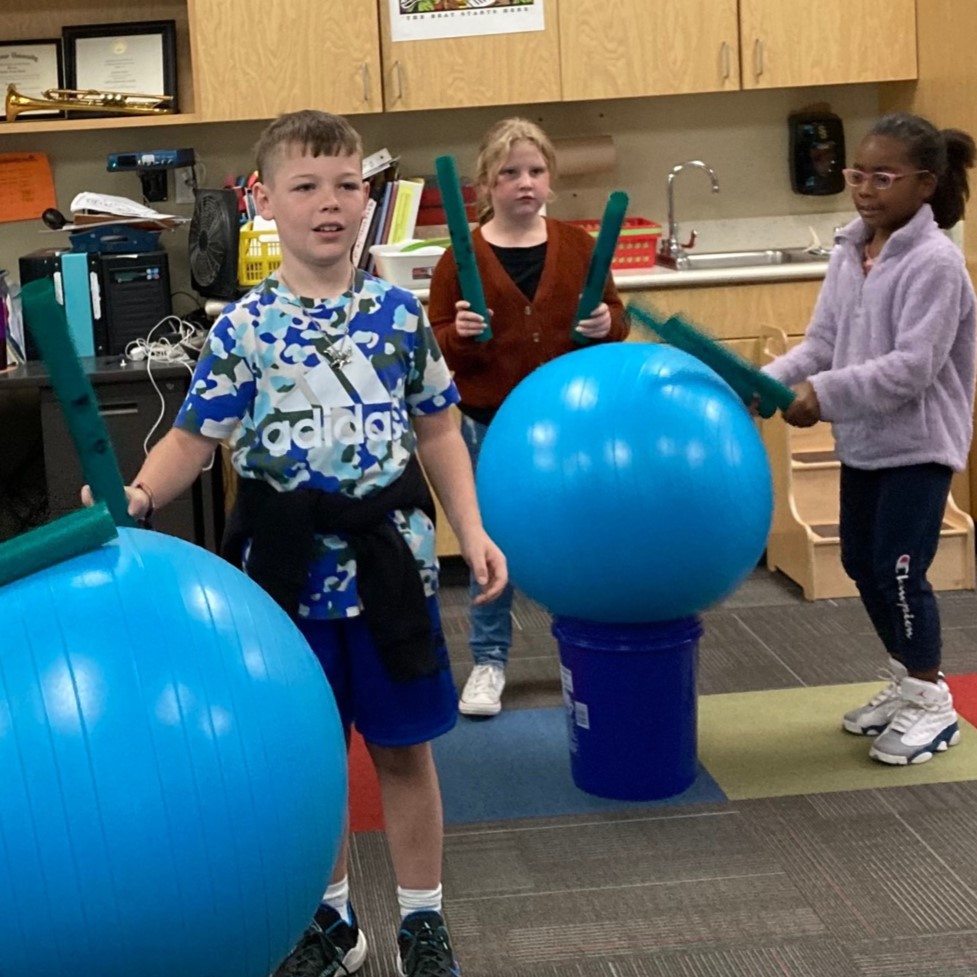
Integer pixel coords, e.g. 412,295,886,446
188,188,241,300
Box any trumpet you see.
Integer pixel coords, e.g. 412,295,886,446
5,84,175,122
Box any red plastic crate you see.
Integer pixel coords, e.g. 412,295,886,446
568,217,662,270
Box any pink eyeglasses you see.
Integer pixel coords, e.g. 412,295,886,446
842,168,931,191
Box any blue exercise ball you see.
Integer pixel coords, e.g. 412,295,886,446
476,342,773,622
0,527,346,977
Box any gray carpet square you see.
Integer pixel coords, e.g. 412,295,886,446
848,932,977,976
697,612,803,694
737,791,977,941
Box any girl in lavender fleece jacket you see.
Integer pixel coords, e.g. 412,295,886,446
765,113,976,767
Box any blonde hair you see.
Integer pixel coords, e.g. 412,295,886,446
254,109,363,185
474,117,557,223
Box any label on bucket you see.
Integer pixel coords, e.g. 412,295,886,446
560,664,578,753
574,701,590,730
560,663,573,696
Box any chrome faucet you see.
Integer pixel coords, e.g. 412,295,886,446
657,160,720,269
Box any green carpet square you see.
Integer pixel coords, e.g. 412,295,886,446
699,682,977,800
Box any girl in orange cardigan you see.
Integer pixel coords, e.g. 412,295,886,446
428,117,629,718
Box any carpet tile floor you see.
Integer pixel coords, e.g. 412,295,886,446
345,565,977,977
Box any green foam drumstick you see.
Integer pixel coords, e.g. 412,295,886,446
572,190,629,344
0,503,118,587
435,155,491,342
21,278,136,527
628,301,795,418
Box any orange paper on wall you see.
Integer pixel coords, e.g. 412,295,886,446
0,152,56,223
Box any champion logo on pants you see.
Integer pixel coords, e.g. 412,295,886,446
894,553,914,639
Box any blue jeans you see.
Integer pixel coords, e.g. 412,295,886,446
461,414,515,667
839,462,953,673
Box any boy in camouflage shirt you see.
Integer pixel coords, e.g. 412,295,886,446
115,110,507,977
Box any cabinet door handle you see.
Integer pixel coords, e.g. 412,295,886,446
99,401,140,417
753,38,764,77
720,41,731,82
361,62,371,103
393,60,404,101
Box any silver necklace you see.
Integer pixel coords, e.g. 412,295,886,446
279,267,358,368
323,326,355,369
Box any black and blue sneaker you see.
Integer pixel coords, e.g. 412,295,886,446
397,910,461,977
271,903,368,977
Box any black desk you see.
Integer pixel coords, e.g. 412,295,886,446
0,356,224,549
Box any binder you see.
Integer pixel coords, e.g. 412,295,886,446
59,251,98,357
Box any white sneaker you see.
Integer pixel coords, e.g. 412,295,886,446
869,677,961,765
459,664,506,717
842,657,908,735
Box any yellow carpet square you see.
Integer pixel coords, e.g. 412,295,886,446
699,683,977,800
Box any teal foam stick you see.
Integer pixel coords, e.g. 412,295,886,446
21,278,136,527
435,155,491,342
572,190,629,344
628,301,795,418
0,503,118,588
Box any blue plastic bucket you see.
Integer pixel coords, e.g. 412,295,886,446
552,615,702,801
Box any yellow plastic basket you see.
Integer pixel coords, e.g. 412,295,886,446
237,223,282,286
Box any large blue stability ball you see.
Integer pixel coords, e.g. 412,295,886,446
0,527,347,977
476,342,773,622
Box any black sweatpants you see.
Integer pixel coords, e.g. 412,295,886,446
839,462,954,673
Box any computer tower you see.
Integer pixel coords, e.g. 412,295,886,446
98,251,173,354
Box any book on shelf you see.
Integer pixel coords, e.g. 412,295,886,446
351,197,378,267
355,156,400,271
365,182,398,274
387,179,424,245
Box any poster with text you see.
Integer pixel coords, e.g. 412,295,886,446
389,0,544,43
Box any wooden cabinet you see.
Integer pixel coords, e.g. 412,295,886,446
559,0,915,101
623,279,823,362
739,0,917,90
188,0,381,122
1,0,920,134
377,0,561,112
559,0,739,101
0,0,381,134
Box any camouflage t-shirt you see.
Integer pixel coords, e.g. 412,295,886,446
175,271,460,620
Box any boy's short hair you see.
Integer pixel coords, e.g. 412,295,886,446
255,110,363,184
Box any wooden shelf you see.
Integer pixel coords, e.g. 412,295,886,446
0,113,201,135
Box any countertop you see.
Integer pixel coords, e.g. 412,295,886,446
410,254,830,302
0,355,189,390
609,258,830,291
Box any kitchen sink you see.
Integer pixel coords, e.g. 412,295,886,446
672,247,831,271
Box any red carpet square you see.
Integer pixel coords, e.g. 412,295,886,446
348,730,384,833
947,672,977,728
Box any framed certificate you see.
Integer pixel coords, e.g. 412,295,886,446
0,39,64,119
62,21,177,111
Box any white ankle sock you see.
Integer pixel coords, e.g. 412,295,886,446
397,884,443,920
322,876,351,923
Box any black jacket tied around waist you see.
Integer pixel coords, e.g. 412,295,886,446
221,456,440,682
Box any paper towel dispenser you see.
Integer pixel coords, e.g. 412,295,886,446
789,111,846,196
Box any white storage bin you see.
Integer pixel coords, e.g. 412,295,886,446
369,242,446,287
